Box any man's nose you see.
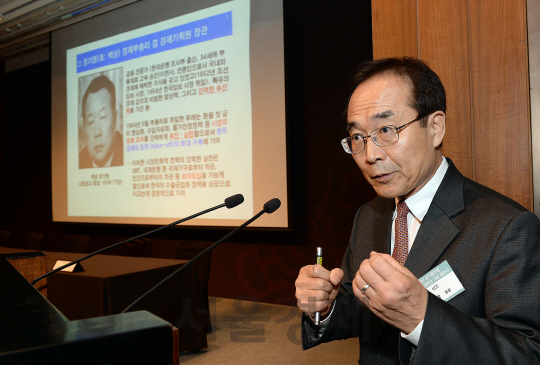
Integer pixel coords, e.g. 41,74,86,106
364,137,384,163
92,123,103,137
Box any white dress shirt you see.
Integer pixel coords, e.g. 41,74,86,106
393,157,449,345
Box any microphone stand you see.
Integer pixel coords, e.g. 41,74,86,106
31,202,230,286
121,206,273,313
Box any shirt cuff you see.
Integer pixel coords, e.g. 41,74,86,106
309,301,336,328
401,320,423,346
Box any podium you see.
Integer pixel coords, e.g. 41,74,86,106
0,251,179,365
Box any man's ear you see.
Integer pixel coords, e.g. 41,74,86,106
430,111,446,148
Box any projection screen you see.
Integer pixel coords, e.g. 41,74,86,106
51,0,288,228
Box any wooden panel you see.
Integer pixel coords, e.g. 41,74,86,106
372,0,532,210
372,0,418,58
468,0,532,209
528,0,540,217
6,255,47,297
418,0,474,178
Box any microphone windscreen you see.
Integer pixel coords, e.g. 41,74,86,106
263,198,281,213
225,194,244,208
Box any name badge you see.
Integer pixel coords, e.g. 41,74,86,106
419,260,464,301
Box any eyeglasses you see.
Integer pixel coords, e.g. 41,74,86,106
341,116,423,155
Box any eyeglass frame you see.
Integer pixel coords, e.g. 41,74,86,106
341,115,425,155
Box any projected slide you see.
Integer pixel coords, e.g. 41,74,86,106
66,0,254,219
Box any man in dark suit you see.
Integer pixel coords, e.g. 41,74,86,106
79,75,123,169
295,58,540,364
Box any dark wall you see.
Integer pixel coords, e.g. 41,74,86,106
0,1,375,304
283,1,375,250
1,60,53,244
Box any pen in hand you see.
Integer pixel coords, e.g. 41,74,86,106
314,247,322,325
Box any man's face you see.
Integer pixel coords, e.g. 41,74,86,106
346,74,444,200
84,88,117,166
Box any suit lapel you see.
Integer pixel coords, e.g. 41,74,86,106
374,205,393,255
405,204,460,278
405,159,465,278
358,199,394,344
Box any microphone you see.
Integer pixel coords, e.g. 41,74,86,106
224,194,245,209
121,197,282,313
31,194,244,286
263,198,281,213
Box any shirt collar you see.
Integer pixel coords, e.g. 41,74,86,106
394,156,449,222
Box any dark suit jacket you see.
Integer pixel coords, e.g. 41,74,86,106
302,159,540,364
79,131,124,169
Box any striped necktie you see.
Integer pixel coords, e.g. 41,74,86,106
393,200,409,265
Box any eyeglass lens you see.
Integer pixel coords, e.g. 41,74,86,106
347,126,399,153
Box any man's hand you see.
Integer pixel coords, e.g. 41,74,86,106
353,252,428,334
295,265,344,318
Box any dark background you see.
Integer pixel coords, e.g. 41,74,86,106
0,1,375,304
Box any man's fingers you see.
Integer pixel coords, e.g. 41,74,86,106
301,264,331,281
298,288,330,301
366,252,409,281
329,268,344,286
357,258,385,292
295,265,339,315
356,253,414,298
371,251,409,273
352,275,364,298
295,265,343,315
352,274,374,303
